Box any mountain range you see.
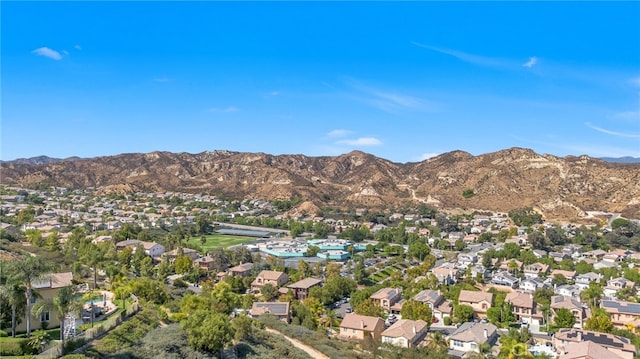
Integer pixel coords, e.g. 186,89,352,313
1,148,639,221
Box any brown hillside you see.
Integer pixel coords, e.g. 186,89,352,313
1,148,639,220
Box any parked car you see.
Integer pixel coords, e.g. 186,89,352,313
345,307,353,313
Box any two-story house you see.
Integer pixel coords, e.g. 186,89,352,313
227,262,254,277
604,278,635,299
16,272,73,333
505,291,537,325
448,322,499,355
339,313,385,342
553,328,635,359
370,287,402,311
412,289,453,323
523,263,550,279
575,272,604,291
491,271,520,288
601,300,640,331
251,270,289,294
458,290,493,319
519,277,549,293
381,319,428,348
286,277,323,301
551,295,588,328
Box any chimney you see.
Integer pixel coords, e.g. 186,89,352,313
483,328,488,339
361,320,365,329
576,330,582,341
413,326,416,334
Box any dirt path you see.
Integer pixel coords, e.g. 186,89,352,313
264,328,330,359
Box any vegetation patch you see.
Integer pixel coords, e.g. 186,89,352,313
186,234,255,252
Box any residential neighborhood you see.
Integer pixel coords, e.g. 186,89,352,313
1,185,640,358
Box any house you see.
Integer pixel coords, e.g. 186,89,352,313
505,292,539,325
520,277,549,293
228,262,254,277
381,319,428,348
251,270,289,293
412,289,453,322
550,269,577,282
551,295,588,328
604,278,635,299
533,249,548,259
194,255,217,271
555,284,581,298
286,277,323,301
458,290,493,318
457,253,477,267
339,313,385,342
447,322,499,355
553,328,635,359
162,247,199,263
431,265,460,285
499,259,523,272
115,240,165,257
601,300,640,331
249,302,291,323
559,341,625,359
16,272,73,332
370,287,402,311
575,272,604,291
491,271,520,288
523,263,550,278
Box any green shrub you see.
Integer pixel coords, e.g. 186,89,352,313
0,340,25,356
61,354,90,359
444,316,452,325
0,329,8,337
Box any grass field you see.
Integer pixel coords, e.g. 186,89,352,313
186,234,255,252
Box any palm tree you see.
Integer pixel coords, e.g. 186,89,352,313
0,282,26,337
81,243,107,289
425,331,449,352
7,256,50,337
33,286,83,342
580,282,603,308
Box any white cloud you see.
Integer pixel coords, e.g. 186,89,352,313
337,137,382,146
612,111,640,121
412,41,509,68
74,44,82,50
418,152,439,161
523,57,538,68
327,129,352,138
346,79,432,114
585,122,640,139
31,47,63,60
209,106,239,113
152,77,170,83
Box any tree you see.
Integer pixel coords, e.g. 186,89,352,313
354,299,384,318
401,300,433,326
408,241,430,261
0,281,25,337
260,283,278,301
297,260,310,278
231,315,254,341
453,304,475,324
174,255,193,274
554,308,576,328
325,262,341,278
80,243,108,289
580,282,603,308
6,256,50,336
305,245,320,257
182,310,234,352
585,308,613,333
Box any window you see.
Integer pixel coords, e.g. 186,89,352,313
30,296,37,304
40,311,50,322
453,340,464,347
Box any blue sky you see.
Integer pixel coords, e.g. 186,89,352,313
2,1,639,163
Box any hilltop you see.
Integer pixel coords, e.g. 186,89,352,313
1,147,639,220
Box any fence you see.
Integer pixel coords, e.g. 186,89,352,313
36,301,140,358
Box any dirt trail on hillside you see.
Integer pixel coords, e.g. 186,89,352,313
264,327,330,359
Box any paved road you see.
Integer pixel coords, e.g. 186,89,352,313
265,327,330,359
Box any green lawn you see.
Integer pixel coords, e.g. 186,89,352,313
186,234,255,252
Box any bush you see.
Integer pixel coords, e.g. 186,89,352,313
444,317,452,326
61,355,90,359
0,329,8,337
0,340,25,356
